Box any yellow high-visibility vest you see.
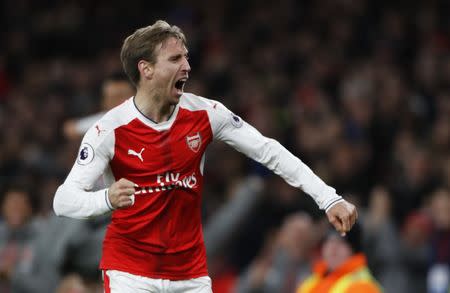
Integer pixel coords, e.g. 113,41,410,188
297,254,382,293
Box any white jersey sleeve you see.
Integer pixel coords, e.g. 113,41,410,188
53,119,115,219
205,98,343,211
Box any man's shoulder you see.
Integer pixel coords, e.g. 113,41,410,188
180,93,232,126
82,98,134,146
101,97,134,125
97,98,135,128
180,92,219,111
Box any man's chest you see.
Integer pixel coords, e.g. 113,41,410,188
110,111,212,181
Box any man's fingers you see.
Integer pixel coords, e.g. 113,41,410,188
329,216,344,234
341,214,350,234
117,194,134,208
326,200,358,236
350,209,357,227
108,178,138,209
347,204,357,228
120,187,136,196
330,213,350,236
117,178,137,188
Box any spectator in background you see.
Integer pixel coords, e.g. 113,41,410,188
426,188,450,293
63,72,135,140
7,176,105,293
235,212,321,293
0,185,37,292
362,186,408,293
399,211,432,293
296,222,382,293
204,176,264,293
55,274,88,293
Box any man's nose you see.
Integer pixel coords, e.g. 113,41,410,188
182,58,191,73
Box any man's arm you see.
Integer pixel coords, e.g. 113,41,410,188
207,100,357,234
53,124,136,219
53,125,114,219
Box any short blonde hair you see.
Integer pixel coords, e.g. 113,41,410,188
120,20,187,86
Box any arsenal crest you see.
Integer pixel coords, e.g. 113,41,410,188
186,132,202,153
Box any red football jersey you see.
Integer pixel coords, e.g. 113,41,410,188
54,93,343,280
102,102,213,279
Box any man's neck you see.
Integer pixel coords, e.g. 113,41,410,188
134,90,176,123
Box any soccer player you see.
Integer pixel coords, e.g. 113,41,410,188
53,20,358,293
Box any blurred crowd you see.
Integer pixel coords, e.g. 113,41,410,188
0,0,449,292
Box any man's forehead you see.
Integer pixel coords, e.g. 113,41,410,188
155,37,188,55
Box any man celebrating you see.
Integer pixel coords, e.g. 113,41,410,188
53,20,357,292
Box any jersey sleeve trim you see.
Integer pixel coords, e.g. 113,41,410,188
324,197,344,212
105,189,115,211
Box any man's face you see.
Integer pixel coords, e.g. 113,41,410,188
150,37,190,104
322,235,353,270
1,191,32,230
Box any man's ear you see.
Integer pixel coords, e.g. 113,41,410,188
138,60,154,80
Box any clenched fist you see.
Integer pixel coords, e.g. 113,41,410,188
326,200,358,236
108,178,137,209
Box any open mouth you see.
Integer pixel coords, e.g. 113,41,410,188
174,78,187,91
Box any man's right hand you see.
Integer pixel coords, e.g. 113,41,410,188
326,200,358,236
108,178,137,209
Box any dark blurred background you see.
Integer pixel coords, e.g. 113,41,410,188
0,0,449,292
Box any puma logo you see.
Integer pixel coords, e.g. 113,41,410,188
95,125,105,136
128,148,145,162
